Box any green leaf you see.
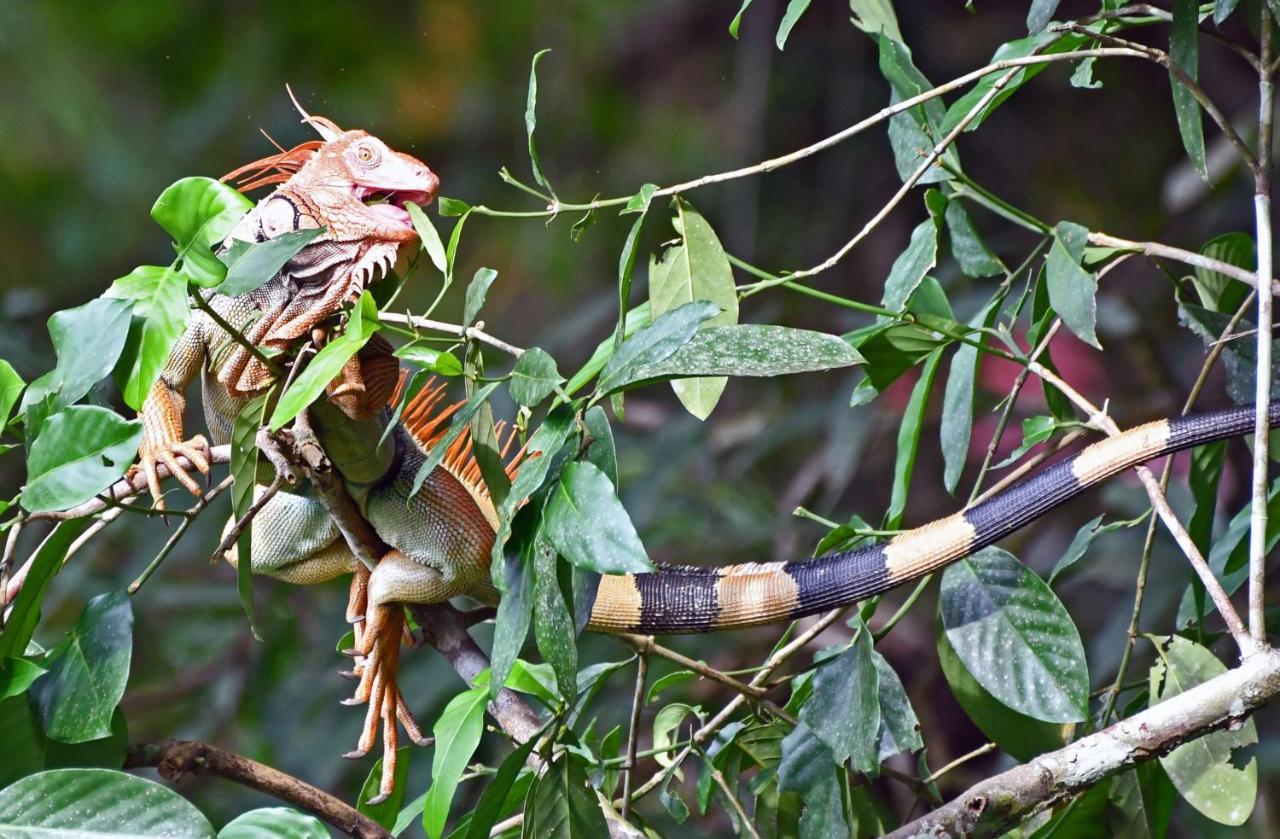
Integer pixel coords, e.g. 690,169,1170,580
940,547,1089,723
0,696,47,788
564,302,651,397
597,301,719,395
850,0,902,41
21,297,134,433
0,521,89,661
532,538,578,699
992,414,1058,469
1178,303,1280,405
509,348,563,407
438,196,471,217
423,687,487,839
106,266,191,411
151,176,252,286
463,736,537,839
22,406,143,513
777,723,848,838
937,623,1069,761
544,461,653,575
0,658,47,699
1108,761,1175,839
887,348,943,527
491,509,536,700
359,747,411,830
394,344,463,377
614,193,652,351
269,292,381,431
0,359,26,432
219,808,330,839
728,0,755,37
1214,0,1241,23
216,227,325,297
1070,56,1102,90
463,267,497,328
523,751,608,839
608,323,864,394
525,49,554,195
407,201,448,274
1170,0,1208,180
881,219,939,314
945,201,1003,277
408,381,501,497
1192,232,1254,312
775,0,813,49
649,201,739,420
1047,514,1133,585
872,651,922,761
652,703,702,778
582,406,617,487
1026,0,1061,33
0,768,215,837
941,301,997,493
231,395,268,637
1149,635,1257,825
1045,221,1100,348
31,591,132,743
941,31,1085,135
800,623,880,773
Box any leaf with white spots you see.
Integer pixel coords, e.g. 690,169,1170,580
543,461,654,575
800,622,880,774
0,768,215,837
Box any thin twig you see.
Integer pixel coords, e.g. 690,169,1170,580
127,476,233,594
618,634,767,700
379,313,525,357
189,291,281,376
620,652,647,821
1088,232,1280,296
921,742,997,787
210,475,284,560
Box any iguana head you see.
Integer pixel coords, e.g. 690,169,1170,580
217,91,441,396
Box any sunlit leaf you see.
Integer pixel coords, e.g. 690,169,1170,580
525,49,555,195
218,807,329,839
0,769,215,837
216,227,325,297
423,687,487,839
775,0,813,49
407,201,448,274
151,176,251,286
509,348,562,407
22,406,142,513
463,267,497,327
106,266,190,410
597,301,718,395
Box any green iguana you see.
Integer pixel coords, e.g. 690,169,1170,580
135,99,1280,802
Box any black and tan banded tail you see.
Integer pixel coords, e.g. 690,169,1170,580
584,403,1280,635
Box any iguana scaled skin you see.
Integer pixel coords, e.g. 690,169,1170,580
136,101,1280,803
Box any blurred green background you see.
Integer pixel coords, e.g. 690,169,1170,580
1,1,1276,835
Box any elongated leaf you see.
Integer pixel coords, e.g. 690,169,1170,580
525,49,554,194
219,808,329,839
887,348,943,527
394,344,463,377
359,747,411,830
1026,0,1061,33
523,752,608,839
408,381,501,497
532,538,577,699
0,522,89,661
881,218,938,314
269,292,380,431
649,201,739,420
0,359,24,432
544,461,653,575
940,547,1089,723
582,405,617,486
22,406,143,513
217,227,325,297
945,200,1003,277
1108,761,1175,839
597,301,719,394
872,651,922,761
423,686,488,839
407,201,448,274
1150,635,1257,825
610,323,863,393
106,266,190,410
1170,0,1208,180
464,736,537,839
775,0,813,49
800,624,880,773
151,176,252,286
564,302,651,397
0,768,215,837
231,395,268,636
941,301,997,493
614,189,653,350
31,591,132,743
490,506,536,699
941,31,1085,135
0,658,47,699
509,348,562,407
1045,221,1100,348
463,267,497,327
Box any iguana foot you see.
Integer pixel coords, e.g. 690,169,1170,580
345,601,430,804
135,435,212,509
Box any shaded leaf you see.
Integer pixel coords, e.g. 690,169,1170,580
463,267,497,328
945,200,1003,277
0,521,90,660
509,348,562,407
872,651,922,761
1026,0,1061,33
523,752,608,839
0,768,215,837
881,218,939,314
231,395,267,637
423,687,487,839
544,461,653,574
597,301,719,395
777,723,848,839
359,748,411,830
408,381,501,497
1045,221,1100,348
887,348,943,527
463,736,537,839
216,227,325,297
1170,0,1208,180
22,406,143,513
800,622,880,773
532,538,577,700
941,301,997,493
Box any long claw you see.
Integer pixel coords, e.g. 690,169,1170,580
141,457,166,512
159,450,202,497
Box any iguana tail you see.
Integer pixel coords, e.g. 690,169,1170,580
585,403,1280,634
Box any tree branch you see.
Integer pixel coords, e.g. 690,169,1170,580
889,649,1280,838
125,739,391,839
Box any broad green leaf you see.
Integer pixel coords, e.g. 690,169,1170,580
800,622,880,773
107,266,190,410
614,190,653,351
31,591,132,743
525,49,554,194
881,219,939,314
937,624,1069,761
151,176,252,286
532,538,578,699
777,723,848,839
1170,0,1208,180
509,348,562,407
872,651,922,761
887,348,943,527
22,406,143,513
463,267,497,327
1026,0,1061,33
0,658,47,699
1192,232,1253,312
945,200,1003,277
597,301,719,395
21,297,134,433
775,0,813,49
394,344,463,377
0,768,215,837
564,302,651,397
523,752,608,839
940,547,1089,723
582,406,617,487
649,201,739,420
1150,635,1257,825
219,808,330,839
463,736,537,839
423,686,488,839
0,359,25,431
0,521,90,661
608,323,864,393
876,35,955,184
544,461,653,575
408,381,501,497
438,196,471,217
269,291,380,431
231,395,268,637
216,227,325,297
407,201,448,274
0,696,46,788
359,747,411,830
940,301,997,493
1045,221,1100,348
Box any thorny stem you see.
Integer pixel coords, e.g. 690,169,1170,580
1250,8,1275,647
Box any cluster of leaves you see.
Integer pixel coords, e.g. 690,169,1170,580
1,0,1276,837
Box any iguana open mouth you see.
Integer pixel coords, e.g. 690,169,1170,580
354,186,432,228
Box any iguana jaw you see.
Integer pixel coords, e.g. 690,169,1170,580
354,185,436,230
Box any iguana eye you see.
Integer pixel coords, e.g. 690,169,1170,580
356,145,376,163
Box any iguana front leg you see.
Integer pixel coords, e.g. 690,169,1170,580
136,322,213,508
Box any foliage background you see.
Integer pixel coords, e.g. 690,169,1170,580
0,0,1274,835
